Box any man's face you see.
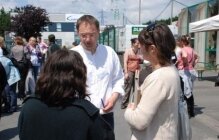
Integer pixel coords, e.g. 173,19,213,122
78,22,99,50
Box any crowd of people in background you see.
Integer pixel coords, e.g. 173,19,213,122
0,33,62,115
0,14,201,140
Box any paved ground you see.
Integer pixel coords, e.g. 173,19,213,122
0,71,219,140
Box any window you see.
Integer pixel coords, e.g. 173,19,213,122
57,23,62,32
44,26,49,31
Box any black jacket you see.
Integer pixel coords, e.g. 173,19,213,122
0,62,7,117
0,62,7,93
18,97,114,140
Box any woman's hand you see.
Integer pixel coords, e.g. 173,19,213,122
127,103,136,110
125,73,129,80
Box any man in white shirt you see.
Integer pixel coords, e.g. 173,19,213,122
71,15,124,128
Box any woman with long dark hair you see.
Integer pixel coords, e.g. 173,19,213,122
124,23,180,140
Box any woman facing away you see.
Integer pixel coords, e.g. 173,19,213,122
18,49,114,140
124,23,181,140
177,35,198,118
11,36,29,99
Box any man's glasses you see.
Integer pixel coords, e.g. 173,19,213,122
79,32,97,40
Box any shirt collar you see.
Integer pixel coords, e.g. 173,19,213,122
80,44,99,55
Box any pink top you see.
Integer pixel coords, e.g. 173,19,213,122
124,48,141,73
177,46,196,70
127,55,140,72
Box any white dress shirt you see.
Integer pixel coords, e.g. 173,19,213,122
71,44,124,112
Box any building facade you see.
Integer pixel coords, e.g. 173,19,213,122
41,13,83,49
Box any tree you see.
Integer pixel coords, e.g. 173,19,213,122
144,16,178,25
0,8,11,37
10,5,50,40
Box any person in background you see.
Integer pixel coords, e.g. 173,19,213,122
174,37,182,66
0,36,20,113
26,37,42,82
24,37,41,96
124,23,180,140
0,36,4,54
71,15,124,129
18,49,113,140
0,37,8,114
175,37,182,58
37,36,48,65
0,36,9,56
121,38,141,109
62,45,67,49
177,35,198,118
0,60,7,118
11,36,29,99
72,41,78,48
47,34,60,56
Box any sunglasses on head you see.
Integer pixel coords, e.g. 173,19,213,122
145,23,156,32
143,23,157,45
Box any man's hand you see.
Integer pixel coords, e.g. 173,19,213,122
102,92,119,113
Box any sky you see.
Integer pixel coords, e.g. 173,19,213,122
0,0,207,25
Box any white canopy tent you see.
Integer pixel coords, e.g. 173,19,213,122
189,14,219,33
189,14,219,66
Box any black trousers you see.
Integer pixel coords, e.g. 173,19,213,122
121,71,135,109
17,62,28,98
101,112,114,129
184,95,195,117
180,76,195,117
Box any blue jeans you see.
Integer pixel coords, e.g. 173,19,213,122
101,112,114,129
4,83,17,112
32,66,39,82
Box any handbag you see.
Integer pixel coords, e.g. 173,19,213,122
21,46,31,67
21,56,30,67
178,92,192,140
10,57,19,67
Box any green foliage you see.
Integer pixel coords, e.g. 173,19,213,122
0,8,11,37
143,16,178,25
10,5,50,40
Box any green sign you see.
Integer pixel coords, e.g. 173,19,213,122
132,27,145,35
